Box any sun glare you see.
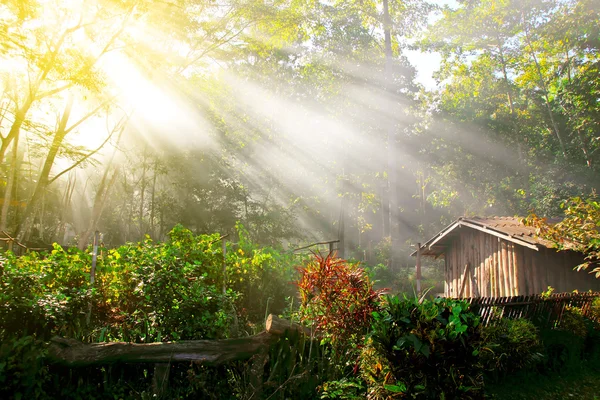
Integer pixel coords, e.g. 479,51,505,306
100,53,215,150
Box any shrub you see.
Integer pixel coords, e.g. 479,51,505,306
367,296,484,399
0,224,300,398
319,378,366,399
538,306,588,371
297,254,384,346
558,306,588,338
0,336,49,400
589,297,600,322
480,318,542,377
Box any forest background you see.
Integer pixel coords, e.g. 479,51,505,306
1,0,599,286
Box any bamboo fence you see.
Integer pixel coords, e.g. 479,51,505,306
463,292,599,327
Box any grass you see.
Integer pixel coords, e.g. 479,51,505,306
486,362,600,400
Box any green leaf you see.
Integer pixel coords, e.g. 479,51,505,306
452,305,462,316
384,384,407,393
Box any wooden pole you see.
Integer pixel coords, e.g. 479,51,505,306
416,243,422,295
339,178,349,259
459,263,470,298
91,230,99,285
470,264,480,298
152,363,170,397
222,238,227,294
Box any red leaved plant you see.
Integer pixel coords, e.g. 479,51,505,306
297,253,385,344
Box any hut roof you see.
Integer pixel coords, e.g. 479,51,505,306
413,216,572,257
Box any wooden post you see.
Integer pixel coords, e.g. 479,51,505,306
91,230,99,285
459,263,470,298
339,178,349,259
222,238,227,294
87,230,99,327
512,244,520,295
153,363,170,398
501,240,510,297
470,265,480,298
249,351,268,399
416,243,422,295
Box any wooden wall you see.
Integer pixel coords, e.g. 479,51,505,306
444,228,600,297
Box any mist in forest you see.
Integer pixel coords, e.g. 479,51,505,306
0,0,598,272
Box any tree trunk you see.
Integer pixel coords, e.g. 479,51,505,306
78,167,120,250
138,147,148,240
522,13,567,158
0,133,20,231
54,173,76,244
0,98,33,165
382,0,398,271
149,160,159,239
16,95,74,241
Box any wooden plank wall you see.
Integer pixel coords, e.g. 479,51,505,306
445,229,600,297
445,229,520,297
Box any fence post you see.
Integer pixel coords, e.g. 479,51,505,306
222,238,227,294
153,363,170,398
416,243,421,295
91,230,99,285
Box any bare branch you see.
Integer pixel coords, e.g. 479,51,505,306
47,134,113,185
35,83,73,101
64,96,116,135
48,113,126,185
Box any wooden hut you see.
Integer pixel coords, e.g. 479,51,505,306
414,217,600,298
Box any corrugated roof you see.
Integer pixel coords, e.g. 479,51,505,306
413,216,569,257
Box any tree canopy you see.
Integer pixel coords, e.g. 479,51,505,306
0,0,598,274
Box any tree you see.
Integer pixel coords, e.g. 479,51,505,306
525,195,600,277
417,0,600,219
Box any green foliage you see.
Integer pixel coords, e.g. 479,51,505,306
589,297,600,322
418,0,600,221
319,377,366,399
0,336,49,400
558,306,588,339
539,328,585,372
0,224,300,397
525,196,600,276
367,296,484,399
480,318,542,377
263,327,330,399
535,306,589,372
227,222,299,327
0,247,96,341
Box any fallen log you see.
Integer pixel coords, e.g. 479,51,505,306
48,332,275,367
265,314,312,337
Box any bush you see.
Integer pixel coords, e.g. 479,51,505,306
480,318,542,377
0,224,300,398
0,336,49,400
297,254,383,346
558,306,588,338
319,377,366,399
589,297,600,322
367,296,484,399
539,306,588,371
297,253,385,383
